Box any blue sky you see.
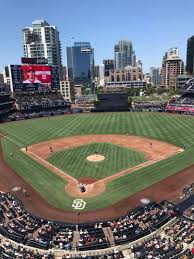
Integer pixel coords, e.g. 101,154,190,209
0,0,194,73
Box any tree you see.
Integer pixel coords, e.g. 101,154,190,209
128,97,132,108
94,100,100,108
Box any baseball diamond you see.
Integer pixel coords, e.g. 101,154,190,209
23,135,181,199
0,112,194,222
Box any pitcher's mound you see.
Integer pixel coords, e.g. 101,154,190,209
87,154,105,162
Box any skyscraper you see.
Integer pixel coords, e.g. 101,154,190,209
23,20,62,75
103,59,114,77
66,42,94,86
186,35,194,75
150,67,161,87
161,48,184,88
137,60,143,69
114,40,136,69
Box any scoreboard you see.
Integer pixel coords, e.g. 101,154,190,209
9,65,60,92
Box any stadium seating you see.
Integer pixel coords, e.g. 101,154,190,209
0,92,15,122
0,192,75,251
184,205,194,220
0,191,194,258
75,95,96,106
0,193,175,252
0,239,55,258
78,223,108,251
130,218,194,258
166,78,194,114
0,91,72,122
14,92,70,112
107,201,174,245
132,101,166,112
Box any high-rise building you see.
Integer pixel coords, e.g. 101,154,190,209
66,42,94,86
94,65,100,79
0,73,4,83
132,51,136,67
103,59,114,77
94,64,105,87
107,66,143,82
61,66,67,81
60,80,74,101
161,48,184,88
99,64,105,87
186,35,194,75
150,67,161,87
114,40,136,69
23,20,62,76
3,66,11,86
168,47,179,57
137,60,143,69
144,73,151,85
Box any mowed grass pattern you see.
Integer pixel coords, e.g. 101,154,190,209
47,143,146,179
1,112,194,210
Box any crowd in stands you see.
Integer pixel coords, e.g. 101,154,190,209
0,91,72,122
184,206,194,220
0,239,55,259
176,92,194,105
132,102,166,112
179,248,194,259
131,218,194,258
0,191,194,258
165,82,194,115
75,95,95,106
107,201,175,245
0,192,75,251
15,92,70,111
167,93,194,108
78,223,108,251
7,109,71,121
0,92,15,122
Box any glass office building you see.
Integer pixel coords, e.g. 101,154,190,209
66,42,94,86
186,35,194,75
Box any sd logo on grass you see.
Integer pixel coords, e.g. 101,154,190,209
72,199,86,210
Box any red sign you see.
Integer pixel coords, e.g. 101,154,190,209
166,105,194,112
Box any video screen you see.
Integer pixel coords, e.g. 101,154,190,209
10,65,60,92
22,65,51,84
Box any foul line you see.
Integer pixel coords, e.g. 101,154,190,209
21,148,184,187
96,148,184,185
21,149,77,183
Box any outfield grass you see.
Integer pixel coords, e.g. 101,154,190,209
1,112,194,211
47,142,146,179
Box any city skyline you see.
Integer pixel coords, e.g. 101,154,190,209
1,0,194,73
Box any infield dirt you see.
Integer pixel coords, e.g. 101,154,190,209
23,134,182,198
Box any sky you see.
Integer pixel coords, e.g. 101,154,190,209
0,0,194,73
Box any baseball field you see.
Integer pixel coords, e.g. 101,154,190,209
0,112,194,221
